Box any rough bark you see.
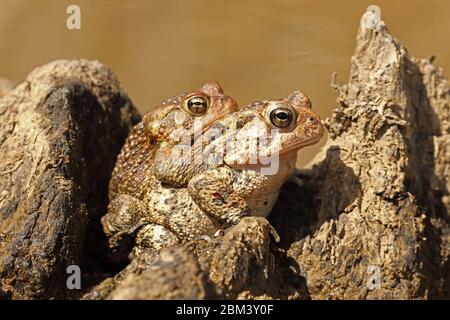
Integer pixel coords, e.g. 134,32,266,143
270,12,450,299
83,217,304,300
84,246,220,300
0,60,139,299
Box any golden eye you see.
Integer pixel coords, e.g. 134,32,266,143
183,94,210,115
269,108,294,128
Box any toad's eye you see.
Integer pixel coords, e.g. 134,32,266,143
183,94,210,115
269,108,294,128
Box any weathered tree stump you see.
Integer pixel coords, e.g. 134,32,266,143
0,60,139,299
1,11,448,300
270,11,449,299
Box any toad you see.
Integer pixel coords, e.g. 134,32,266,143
102,81,238,261
127,91,325,256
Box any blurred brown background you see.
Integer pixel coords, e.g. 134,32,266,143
1,0,449,165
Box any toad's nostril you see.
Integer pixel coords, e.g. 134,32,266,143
308,116,316,122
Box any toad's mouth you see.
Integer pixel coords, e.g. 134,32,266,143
245,133,323,163
266,126,324,157
280,133,324,155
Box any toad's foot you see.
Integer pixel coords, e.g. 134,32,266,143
194,227,225,244
269,224,281,243
130,223,180,259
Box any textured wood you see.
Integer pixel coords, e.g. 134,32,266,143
271,12,449,299
0,60,139,299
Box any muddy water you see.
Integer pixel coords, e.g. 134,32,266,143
1,0,449,165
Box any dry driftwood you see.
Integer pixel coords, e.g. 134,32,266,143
0,60,139,299
1,11,448,300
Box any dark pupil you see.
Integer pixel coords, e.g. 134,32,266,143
188,98,206,111
270,108,293,128
276,111,289,120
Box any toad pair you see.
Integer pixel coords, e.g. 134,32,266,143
101,81,324,261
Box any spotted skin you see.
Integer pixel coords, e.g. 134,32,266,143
101,81,237,262
132,91,324,254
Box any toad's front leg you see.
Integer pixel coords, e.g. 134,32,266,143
187,166,251,225
101,194,149,262
102,194,181,261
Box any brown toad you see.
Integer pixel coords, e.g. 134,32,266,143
102,81,238,261
130,91,324,255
